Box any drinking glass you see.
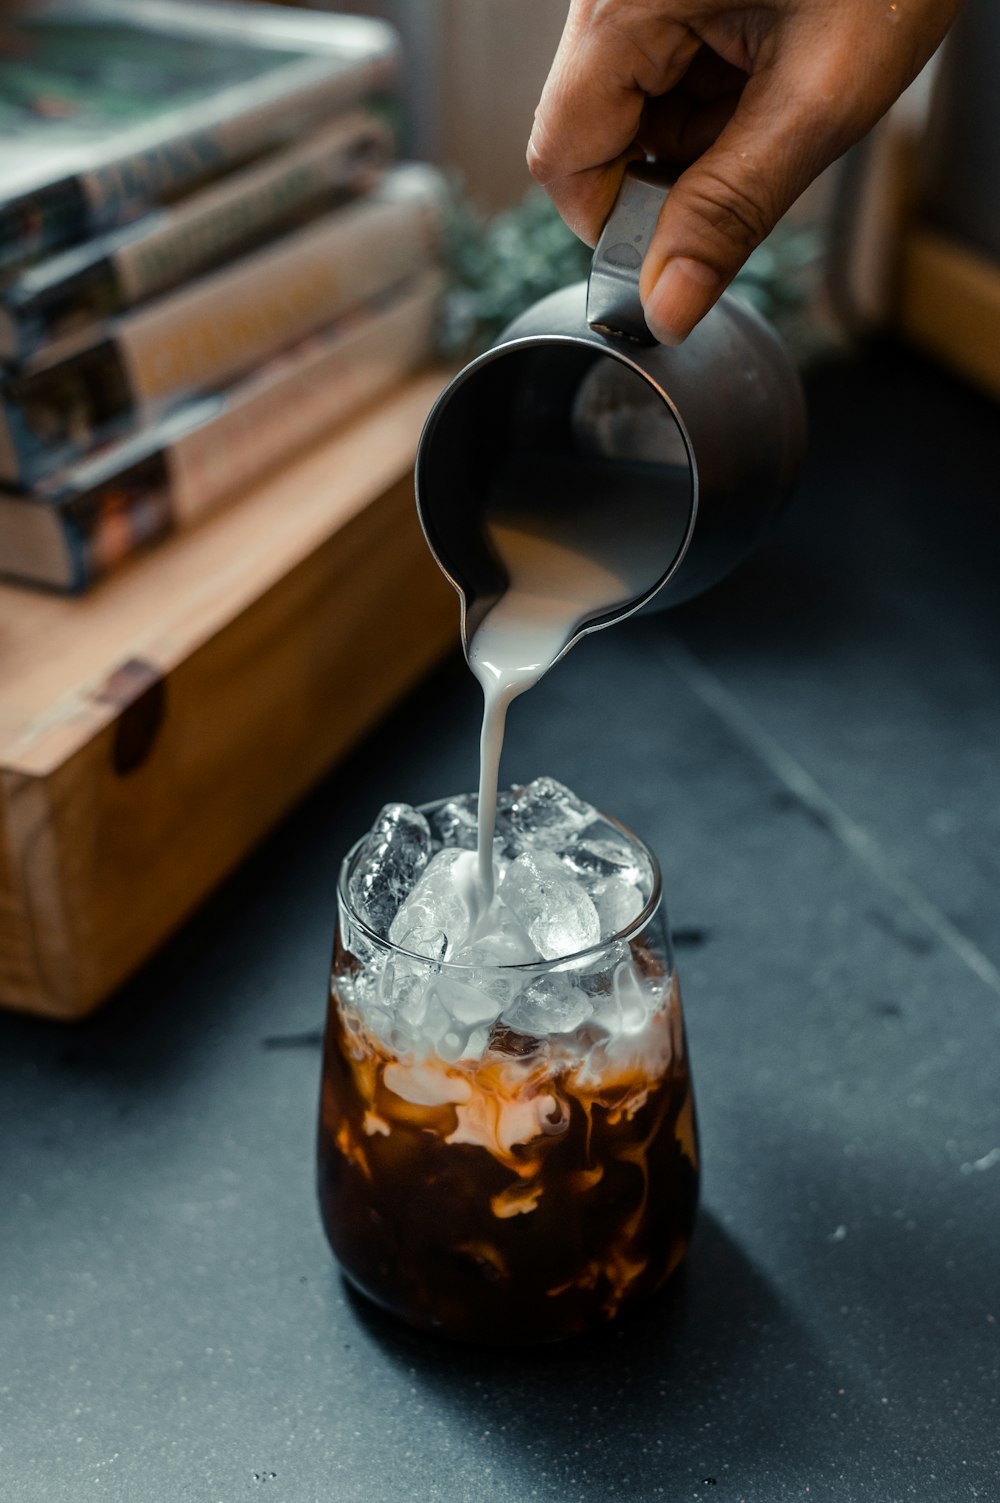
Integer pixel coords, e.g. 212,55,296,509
316,799,699,1343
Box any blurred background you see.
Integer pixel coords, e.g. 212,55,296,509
3,8,1000,1498
302,0,569,209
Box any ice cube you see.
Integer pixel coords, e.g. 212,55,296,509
501,973,594,1036
433,790,518,852
589,877,644,938
359,1001,395,1049
378,952,428,1023
389,848,471,954
450,897,539,970
453,966,526,1025
348,803,432,936
462,1024,493,1061
506,777,598,851
340,968,395,1047
500,849,601,959
418,991,454,1051
558,835,654,894
574,939,631,994
429,967,501,1027
390,924,448,962
430,794,479,851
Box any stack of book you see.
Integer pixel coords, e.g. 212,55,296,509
0,0,446,592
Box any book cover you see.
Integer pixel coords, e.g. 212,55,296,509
0,163,447,486
0,111,394,364
0,0,399,272
0,269,441,591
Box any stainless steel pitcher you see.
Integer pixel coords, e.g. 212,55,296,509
415,164,807,654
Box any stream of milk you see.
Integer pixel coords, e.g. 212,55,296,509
443,355,694,941
465,505,667,923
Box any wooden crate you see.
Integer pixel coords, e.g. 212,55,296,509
0,371,457,1019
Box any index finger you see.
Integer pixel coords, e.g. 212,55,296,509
527,3,700,244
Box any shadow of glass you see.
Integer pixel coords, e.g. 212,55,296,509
340,1208,880,1497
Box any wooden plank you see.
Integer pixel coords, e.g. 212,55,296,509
0,769,77,1016
0,372,460,1017
897,227,1000,402
0,784,53,1013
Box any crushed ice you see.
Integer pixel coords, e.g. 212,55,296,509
340,777,666,1060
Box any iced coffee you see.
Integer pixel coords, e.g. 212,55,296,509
317,777,699,1343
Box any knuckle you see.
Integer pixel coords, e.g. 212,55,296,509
525,112,558,184
525,135,549,184
683,167,774,254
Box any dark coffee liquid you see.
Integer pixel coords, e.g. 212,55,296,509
317,938,699,1344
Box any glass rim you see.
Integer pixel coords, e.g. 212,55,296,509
335,793,664,975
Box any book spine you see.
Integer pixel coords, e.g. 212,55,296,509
1,39,397,269
0,339,134,487
112,112,393,305
0,180,91,280
166,271,440,524
76,59,396,234
69,453,176,591
113,166,444,408
55,273,439,591
0,166,445,487
2,112,393,363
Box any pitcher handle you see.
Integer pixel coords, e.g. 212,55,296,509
586,163,674,344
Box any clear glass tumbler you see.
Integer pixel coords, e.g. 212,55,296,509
316,800,699,1344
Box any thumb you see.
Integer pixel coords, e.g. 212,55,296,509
637,64,840,344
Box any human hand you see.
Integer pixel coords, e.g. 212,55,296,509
528,0,962,343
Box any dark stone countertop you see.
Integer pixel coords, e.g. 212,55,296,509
2,341,998,1502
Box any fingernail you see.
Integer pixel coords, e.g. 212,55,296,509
645,257,721,345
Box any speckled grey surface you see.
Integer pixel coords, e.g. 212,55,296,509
2,344,998,1502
